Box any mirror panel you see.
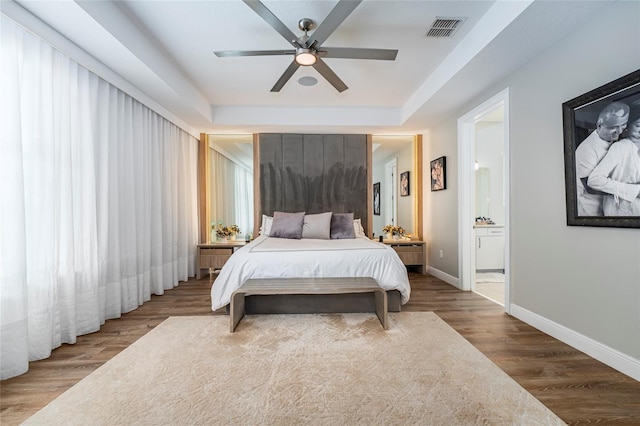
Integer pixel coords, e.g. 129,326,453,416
475,167,490,218
371,135,420,239
207,134,254,242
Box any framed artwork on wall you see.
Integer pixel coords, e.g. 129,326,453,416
430,156,446,191
400,171,410,196
373,182,381,215
562,69,640,228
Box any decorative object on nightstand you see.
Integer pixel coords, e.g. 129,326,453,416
216,225,240,242
382,224,405,241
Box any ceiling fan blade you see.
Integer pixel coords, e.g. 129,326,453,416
215,49,295,58
312,58,348,93
306,0,362,48
243,0,299,46
319,47,398,61
271,61,301,92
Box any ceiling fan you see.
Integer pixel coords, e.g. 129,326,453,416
214,0,398,93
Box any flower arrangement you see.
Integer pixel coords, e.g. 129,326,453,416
216,225,240,238
382,225,405,236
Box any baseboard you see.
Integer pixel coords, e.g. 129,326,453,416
425,266,460,288
510,304,640,382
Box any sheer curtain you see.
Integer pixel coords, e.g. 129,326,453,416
209,149,253,239
0,16,199,379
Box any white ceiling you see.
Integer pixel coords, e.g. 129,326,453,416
8,0,612,135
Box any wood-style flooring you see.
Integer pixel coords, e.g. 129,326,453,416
2,272,639,425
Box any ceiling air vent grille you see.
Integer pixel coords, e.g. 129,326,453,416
425,17,467,38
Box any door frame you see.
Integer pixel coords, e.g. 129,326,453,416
457,87,511,314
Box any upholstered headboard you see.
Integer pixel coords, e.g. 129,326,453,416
254,133,371,236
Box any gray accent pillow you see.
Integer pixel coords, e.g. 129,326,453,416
302,212,332,239
330,213,356,239
269,211,306,239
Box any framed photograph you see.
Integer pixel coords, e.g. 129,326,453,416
430,156,446,191
562,69,640,228
373,182,381,215
400,171,410,196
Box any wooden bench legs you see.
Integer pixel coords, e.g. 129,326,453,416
375,289,388,330
230,291,246,333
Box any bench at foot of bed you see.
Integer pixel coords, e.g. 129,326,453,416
230,277,389,332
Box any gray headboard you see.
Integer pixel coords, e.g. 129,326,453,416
254,133,370,235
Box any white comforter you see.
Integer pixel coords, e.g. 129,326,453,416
211,235,411,310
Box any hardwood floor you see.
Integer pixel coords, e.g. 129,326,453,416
2,272,639,425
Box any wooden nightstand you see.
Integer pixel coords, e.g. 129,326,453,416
197,241,246,279
383,240,425,274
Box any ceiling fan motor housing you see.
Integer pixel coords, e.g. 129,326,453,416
298,18,314,32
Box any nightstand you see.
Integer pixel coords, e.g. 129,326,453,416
196,241,246,279
383,240,425,273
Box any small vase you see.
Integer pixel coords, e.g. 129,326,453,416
230,234,236,241
393,234,400,241
220,237,228,243
386,232,392,240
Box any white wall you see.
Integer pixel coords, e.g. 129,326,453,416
424,119,459,275
426,0,640,371
507,1,639,360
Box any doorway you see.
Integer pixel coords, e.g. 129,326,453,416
457,88,510,313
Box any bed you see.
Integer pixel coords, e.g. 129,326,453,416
210,214,411,313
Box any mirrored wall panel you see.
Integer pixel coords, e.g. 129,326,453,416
371,135,419,239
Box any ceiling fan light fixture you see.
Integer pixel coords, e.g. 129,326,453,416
295,48,317,66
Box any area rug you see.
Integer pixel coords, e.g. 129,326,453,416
24,313,564,425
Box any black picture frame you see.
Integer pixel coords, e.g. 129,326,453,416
400,171,410,196
562,69,640,228
430,156,446,191
373,182,381,215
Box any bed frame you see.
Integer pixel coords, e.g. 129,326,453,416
236,134,402,317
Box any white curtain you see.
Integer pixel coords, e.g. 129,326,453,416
0,16,199,379
209,149,253,239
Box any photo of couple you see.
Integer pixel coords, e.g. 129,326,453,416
575,100,640,217
564,70,640,228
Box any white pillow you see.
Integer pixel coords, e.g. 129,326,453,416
353,218,365,237
302,212,332,239
259,214,273,236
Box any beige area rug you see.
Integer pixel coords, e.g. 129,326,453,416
24,313,563,425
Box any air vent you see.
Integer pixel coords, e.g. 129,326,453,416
425,17,467,38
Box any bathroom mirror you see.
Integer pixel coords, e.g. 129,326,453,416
475,167,490,218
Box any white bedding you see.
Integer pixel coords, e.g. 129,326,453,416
211,235,411,310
